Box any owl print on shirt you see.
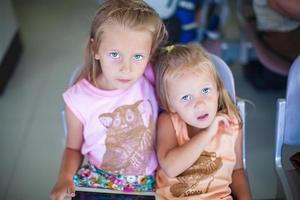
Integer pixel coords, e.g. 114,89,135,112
170,151,223,197
99,100,155,175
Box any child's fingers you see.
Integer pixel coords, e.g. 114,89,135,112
224,116,230,126
49,192,66,200
223,119,230,127
50,187,67,200
66,185,76,197
217,115,230,127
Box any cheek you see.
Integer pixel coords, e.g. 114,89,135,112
138,63,148,72
208,96,219,113
172,103,191,118
178,111,194,126
133,63,148,75
101,59,121,72
168,99,180,111
103,57,121,66
100,63,116,77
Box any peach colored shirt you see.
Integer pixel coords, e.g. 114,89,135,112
156,113,239,200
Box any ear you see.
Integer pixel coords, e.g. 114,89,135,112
90,38,100,60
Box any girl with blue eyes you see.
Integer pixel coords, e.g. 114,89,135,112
50,1,167,199
154,44,251,199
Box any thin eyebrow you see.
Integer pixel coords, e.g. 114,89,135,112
200,83,213,87
135,51,151,55
108,50,120,55
133,53,146,56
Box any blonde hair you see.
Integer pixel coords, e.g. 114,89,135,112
76,0,168,85
155,44,242,127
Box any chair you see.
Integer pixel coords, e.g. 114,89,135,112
275,55,300,200
210,54,247,171
61,66,82,140
236,0,290,76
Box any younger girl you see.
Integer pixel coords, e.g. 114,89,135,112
154,44,252,199
50,0,167,199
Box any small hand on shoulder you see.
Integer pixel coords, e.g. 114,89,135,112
206,112,231,136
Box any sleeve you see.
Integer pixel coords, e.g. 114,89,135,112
144,63,156,86
62,84,86,124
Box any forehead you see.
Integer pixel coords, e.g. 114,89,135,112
102,22,152,42
167,69,216,95
169,67,215,84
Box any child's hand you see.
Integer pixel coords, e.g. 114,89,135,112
50,179,75,200
207,113,230,136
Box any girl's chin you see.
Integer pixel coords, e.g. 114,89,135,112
192,120,212,130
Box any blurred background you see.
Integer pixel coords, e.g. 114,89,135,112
0,0,298,199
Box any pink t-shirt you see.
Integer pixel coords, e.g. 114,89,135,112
63,76,158,176
156,113,239,200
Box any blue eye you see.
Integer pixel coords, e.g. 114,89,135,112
109,51,120,59
133,54,143,61
181,95,191,102
201,87,211,94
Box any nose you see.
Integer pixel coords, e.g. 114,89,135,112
194,98,205,110
120,60,132,73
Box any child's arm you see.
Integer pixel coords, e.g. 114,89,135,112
156,112,228,178
50,105,84,200
230,128,252,200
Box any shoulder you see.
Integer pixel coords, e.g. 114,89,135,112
62,79,95,124
139,74,155,93
143,63,155,86
158,111,172,124
157,112,175,130
226,115,242,143
63,79,94,108
216,112,241,135
63,79,88,98
157,112,177,144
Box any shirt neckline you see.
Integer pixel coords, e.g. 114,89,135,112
81,78,140,97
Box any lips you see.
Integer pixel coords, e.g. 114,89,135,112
117,78,131,83
197,113,209,121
